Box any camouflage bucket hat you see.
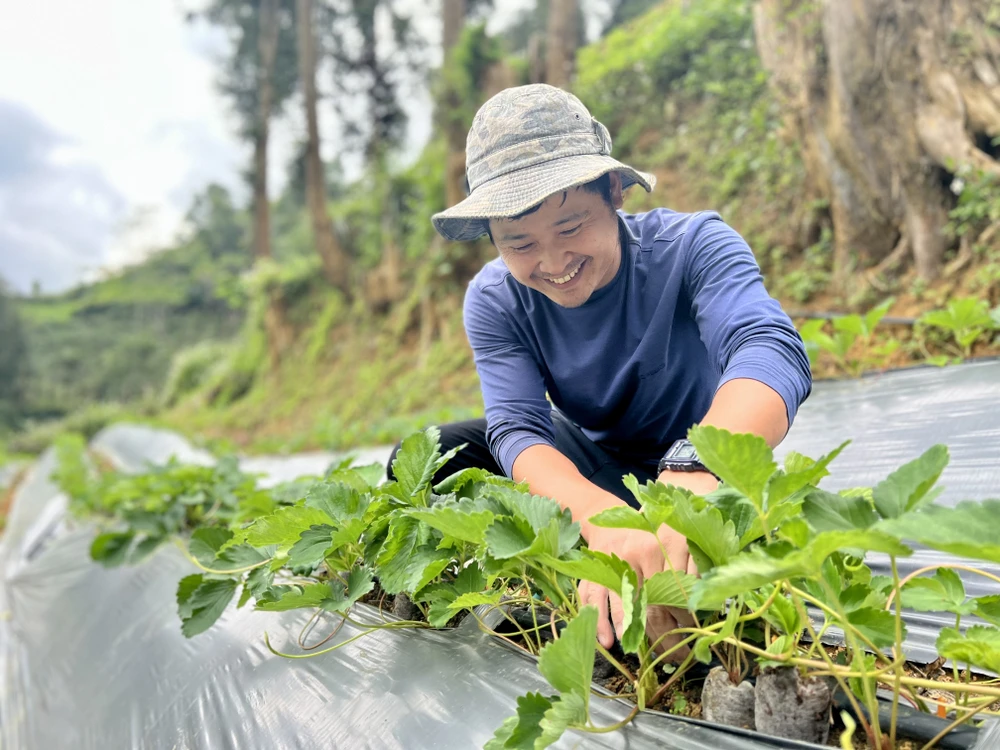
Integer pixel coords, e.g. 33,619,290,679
431,84,656,242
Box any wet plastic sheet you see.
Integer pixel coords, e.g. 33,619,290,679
0,430,806,750
779,359,1000,663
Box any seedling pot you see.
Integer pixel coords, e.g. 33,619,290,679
703,666,756,730
755,666,832,745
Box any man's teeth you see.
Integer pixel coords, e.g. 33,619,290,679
550,263,582,285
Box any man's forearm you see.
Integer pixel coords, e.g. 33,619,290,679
698,377,789,447
511,443,624,542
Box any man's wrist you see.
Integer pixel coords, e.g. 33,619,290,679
657,469,719,494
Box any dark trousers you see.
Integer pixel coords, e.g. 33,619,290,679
385,413,661,509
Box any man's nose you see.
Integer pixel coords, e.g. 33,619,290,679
537,250,573,277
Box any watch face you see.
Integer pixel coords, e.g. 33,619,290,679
672,442,698,460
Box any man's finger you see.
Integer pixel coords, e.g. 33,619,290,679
609,590,625,643
581,581,614,649
686,554,699,577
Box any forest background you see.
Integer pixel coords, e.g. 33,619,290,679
2,0,1000,471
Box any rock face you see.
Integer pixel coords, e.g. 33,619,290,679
702,667,756,730
754,666,832,744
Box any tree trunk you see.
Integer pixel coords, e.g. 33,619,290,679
442,0,468,210
296,0,351,292
754,0,1000,284
546,0,578,88
253,0,279,261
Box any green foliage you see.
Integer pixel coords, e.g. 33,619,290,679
0,281,28,429
161,341,234,408
946,166,1000,241
917,297,998,358
796,299,898,376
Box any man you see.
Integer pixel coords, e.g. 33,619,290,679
389,84,811,653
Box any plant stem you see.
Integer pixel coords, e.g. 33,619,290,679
173,536,269,575
889,557,904,747
595,642,636,683
584,704,640,733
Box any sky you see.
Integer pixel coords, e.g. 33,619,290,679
0,0,586,295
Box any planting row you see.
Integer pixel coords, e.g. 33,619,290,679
54,427,1000,749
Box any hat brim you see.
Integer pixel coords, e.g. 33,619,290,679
431,154,655,242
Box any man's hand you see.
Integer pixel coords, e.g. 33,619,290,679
579,521,697,657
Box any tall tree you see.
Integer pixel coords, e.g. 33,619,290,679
754,0,1000,283
0,281,28,429
545,0,578,88
254,0,281,260
296,0,351,291
442,0,468,209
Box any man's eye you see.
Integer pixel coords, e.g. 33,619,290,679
560,225,582,236
512,244,534,253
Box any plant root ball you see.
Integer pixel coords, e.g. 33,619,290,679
702,666,756,730
755,666,832,744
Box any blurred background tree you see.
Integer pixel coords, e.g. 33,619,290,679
0,281,28,430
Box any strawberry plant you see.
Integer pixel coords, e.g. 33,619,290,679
796,299,897,376
56,425,1000,749
916,297,999,360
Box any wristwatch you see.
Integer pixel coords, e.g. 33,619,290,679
657,439,715,477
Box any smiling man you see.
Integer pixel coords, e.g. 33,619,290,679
391,84,811,653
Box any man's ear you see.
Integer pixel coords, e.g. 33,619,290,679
609,171,625,210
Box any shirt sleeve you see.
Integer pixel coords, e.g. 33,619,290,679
682,213,812,426
463,282,555,478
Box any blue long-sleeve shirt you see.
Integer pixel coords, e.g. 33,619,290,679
463,208,813,478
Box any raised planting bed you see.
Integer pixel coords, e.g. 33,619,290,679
38,423,1000,750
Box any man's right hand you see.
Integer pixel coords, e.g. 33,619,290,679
580,521,697,657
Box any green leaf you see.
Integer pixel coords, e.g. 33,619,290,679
709,488,762,547
215,543,269,571
486,486,565,534
485,516,536,559
238,505,336,553
757,634,795,667
620,575,648,654
390,427,442,498
849,652,877,702
256,582,333,612
802,488,878,532
900,568,973,616
688,425,776,510
286,525,336,569
538,606,597,701
766,442,848,508
691,531,911,610
644,570,696,608
504,692,552,750
177,574,203,620
587,505,653,533
750,587,802,636
535,550,628,595
662,489,741,569
377,514,452,595
937,626,1000,672
484,716,519,750
180,578,238,638
304,481,368,523
189,527,234,564
90,531,135,567
536,692,587,749
876,500,1000,564
448,591,503,610
871,445,949,519
847,607,901,650
408,498,496,545
974,595,1000,626
323,566,375,614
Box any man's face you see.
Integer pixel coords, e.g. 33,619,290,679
488,174,625,309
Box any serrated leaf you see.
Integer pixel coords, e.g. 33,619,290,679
504,692,552,750
802,488,878,532
181,578,238,637
377,514,452,595
757,634,795,667
90,531,134,567
901,569,973,616
538,606,597,700
766,441,848,508
448,591,503,610
535,550,628,595
189,527,234,564
587,505,653,533
975,595,1000,626
626,477,675,532
390,427,442,498
688,425,776,510
709,488,762,547
323,566,375,614
237,505,336,553
256,582,333,612
691,530,912,610
485,716,519,750
937,626,1000,672
872,445,949,519
486,486,564,534
644,570,696,608
177,574,203,620
662,489,741,569
536,692,587,749
408,498,496,544
876,500,1000,564
847,607,901,649
245,564,274,599
620,575,648,654
287,525,336,569
485,515,535,559
215,543,269,571
304,481,367,523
